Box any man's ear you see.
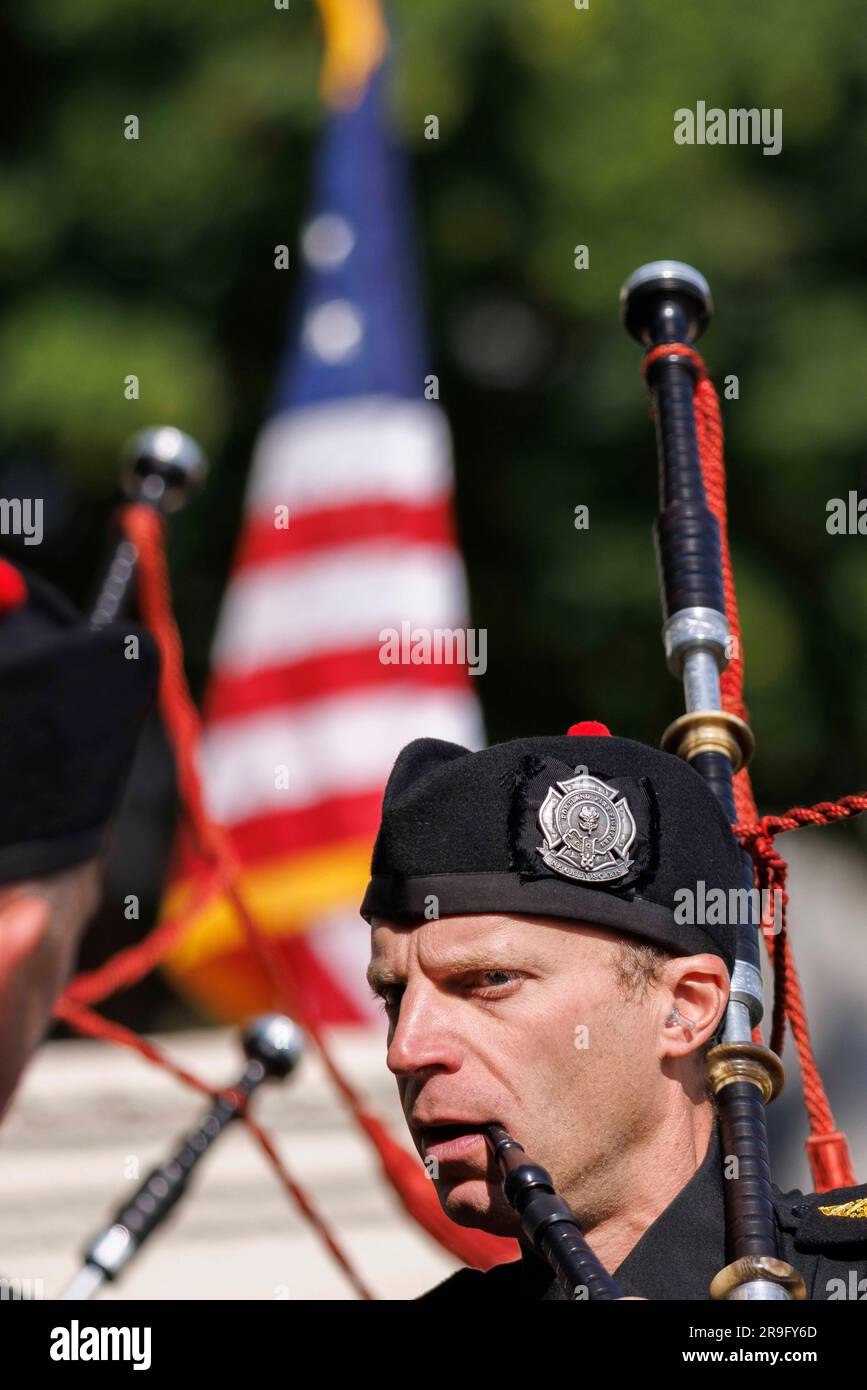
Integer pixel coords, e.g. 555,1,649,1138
0,895,51,984
660,953,730,1061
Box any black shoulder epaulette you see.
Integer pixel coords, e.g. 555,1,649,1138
774,1182,867,1249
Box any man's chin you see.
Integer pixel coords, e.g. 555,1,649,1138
435,1175,520,1238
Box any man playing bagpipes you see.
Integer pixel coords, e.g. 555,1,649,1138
363,725,867,1300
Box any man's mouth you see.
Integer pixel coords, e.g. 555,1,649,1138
417,1120,493,1165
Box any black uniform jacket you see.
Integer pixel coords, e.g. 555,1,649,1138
420,1125,867,1301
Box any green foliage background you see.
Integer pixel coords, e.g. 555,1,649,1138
3,0,867,811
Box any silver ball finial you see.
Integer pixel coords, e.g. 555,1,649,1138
619,261,713,345
121,427,209,514
241,1014,305,1082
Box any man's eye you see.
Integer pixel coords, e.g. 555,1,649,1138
371,985,401,1014
469,970,521,995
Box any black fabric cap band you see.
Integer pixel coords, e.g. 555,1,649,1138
361,871,720,961
0,561,160,884
0,826,108,884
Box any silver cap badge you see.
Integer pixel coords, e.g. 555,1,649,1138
537,772,636,884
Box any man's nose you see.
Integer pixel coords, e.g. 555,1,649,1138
385,985,462,1078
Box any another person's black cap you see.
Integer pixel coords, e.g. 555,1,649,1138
0,558,160,884
360,722,744,973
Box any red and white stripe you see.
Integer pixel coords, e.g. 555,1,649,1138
183,393,484,1021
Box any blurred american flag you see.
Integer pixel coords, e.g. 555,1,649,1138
163,11,484,1026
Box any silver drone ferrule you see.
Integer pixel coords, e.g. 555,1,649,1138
727,961,764,1030
663,606,731,712
664,607,764,1033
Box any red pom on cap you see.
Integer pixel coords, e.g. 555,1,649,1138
566,721,611,737
0,558,26,615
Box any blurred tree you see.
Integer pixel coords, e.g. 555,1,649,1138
1,0,866,819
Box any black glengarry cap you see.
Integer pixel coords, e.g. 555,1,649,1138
361,723,743,973
0,558,159,884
